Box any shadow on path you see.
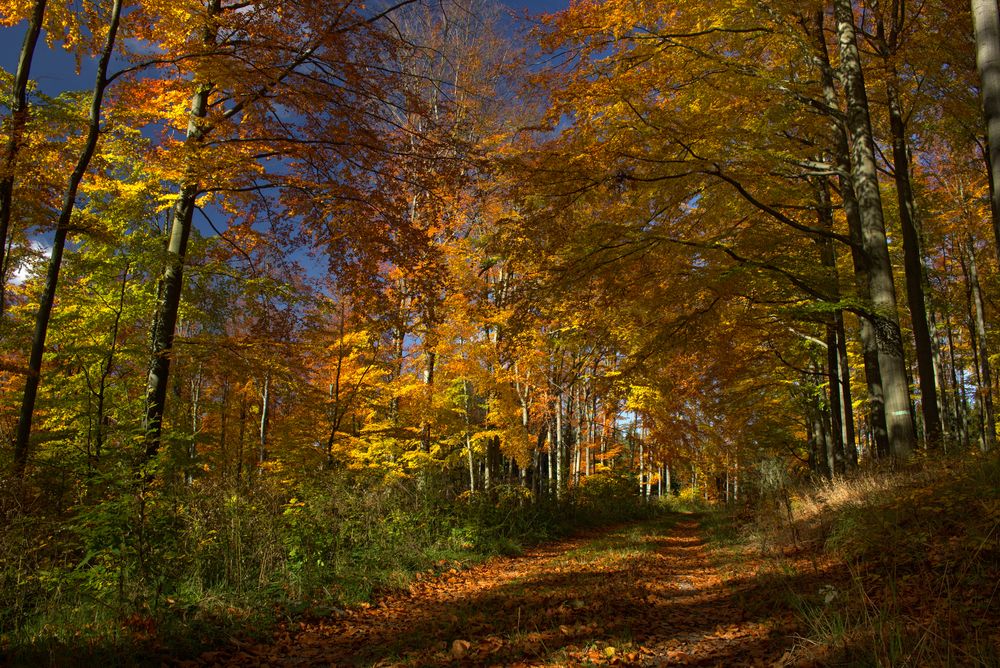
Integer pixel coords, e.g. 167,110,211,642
188,516,835,666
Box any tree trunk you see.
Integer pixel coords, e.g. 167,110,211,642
826,324,847,473
258,373,270,464
833,0,915,458
0,0,47,320
811,9,890,459
12,0,123,476
92,261,129,464
836,312,859,467
815,177,846,473
143,0,221,460
554,393,563,498
944,305,971,450
886,83,942,447
963,237,997,450
972,0,1000,259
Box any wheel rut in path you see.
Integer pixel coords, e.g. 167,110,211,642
191,516,817,666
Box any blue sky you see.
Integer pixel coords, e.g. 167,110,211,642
0,0,569,96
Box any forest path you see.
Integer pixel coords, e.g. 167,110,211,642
194,515,819,667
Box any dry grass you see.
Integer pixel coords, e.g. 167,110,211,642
746,454,1000,667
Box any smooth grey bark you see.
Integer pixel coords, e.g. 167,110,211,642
0,0,47,320
142,86,210,459
972,0,1000,258
258,373,270,464
143,0,223,459
868,0,942,449
12,0,123,477
832,0,916,458
835,312,858,467
810,9,890,458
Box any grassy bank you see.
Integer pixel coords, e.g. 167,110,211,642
0,469,655,667
705,453,1000,667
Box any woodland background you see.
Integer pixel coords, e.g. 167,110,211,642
1,0,999,662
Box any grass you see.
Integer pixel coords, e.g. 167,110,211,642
0,471,657,667
725,452,1000,667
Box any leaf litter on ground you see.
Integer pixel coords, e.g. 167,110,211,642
179,514,823,667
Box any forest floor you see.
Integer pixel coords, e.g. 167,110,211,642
183,514,839,667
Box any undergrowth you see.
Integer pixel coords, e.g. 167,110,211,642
727,452,1000,667
0,467,654,667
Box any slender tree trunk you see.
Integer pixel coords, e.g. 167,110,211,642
554,393,563,498
836,312,859,467
809,387,832,480
815,178,846,472
833,0,915,458
963,237,997,450
944,305,971,450
93,261,129,464
219,379,230,479
0,0,47,320
12,0,123,476
928,306,952,448
464,379,475,494
826,324,846,473
886,83,942,447
972,0,1000,259
258,373,270,464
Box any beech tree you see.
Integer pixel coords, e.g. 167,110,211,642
12,0,124,476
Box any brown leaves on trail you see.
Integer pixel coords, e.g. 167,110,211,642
188,519,808,666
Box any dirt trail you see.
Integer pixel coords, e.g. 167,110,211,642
191,516,818,666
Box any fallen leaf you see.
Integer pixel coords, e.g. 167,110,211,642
451,639,471,659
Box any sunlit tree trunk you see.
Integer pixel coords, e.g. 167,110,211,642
811,9,890,459
554,393,564,498
143,0,220,458
258,373,270,464
972,0,1000,259
833,0,915,458
835,313,858,467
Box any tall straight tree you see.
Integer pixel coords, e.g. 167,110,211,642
832,0,915,457
809,8,890,457
142,0,220,459
870,6,943,447
12,0,124,476
971,0,1000,260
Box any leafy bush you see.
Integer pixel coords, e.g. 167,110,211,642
0,461,664,663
